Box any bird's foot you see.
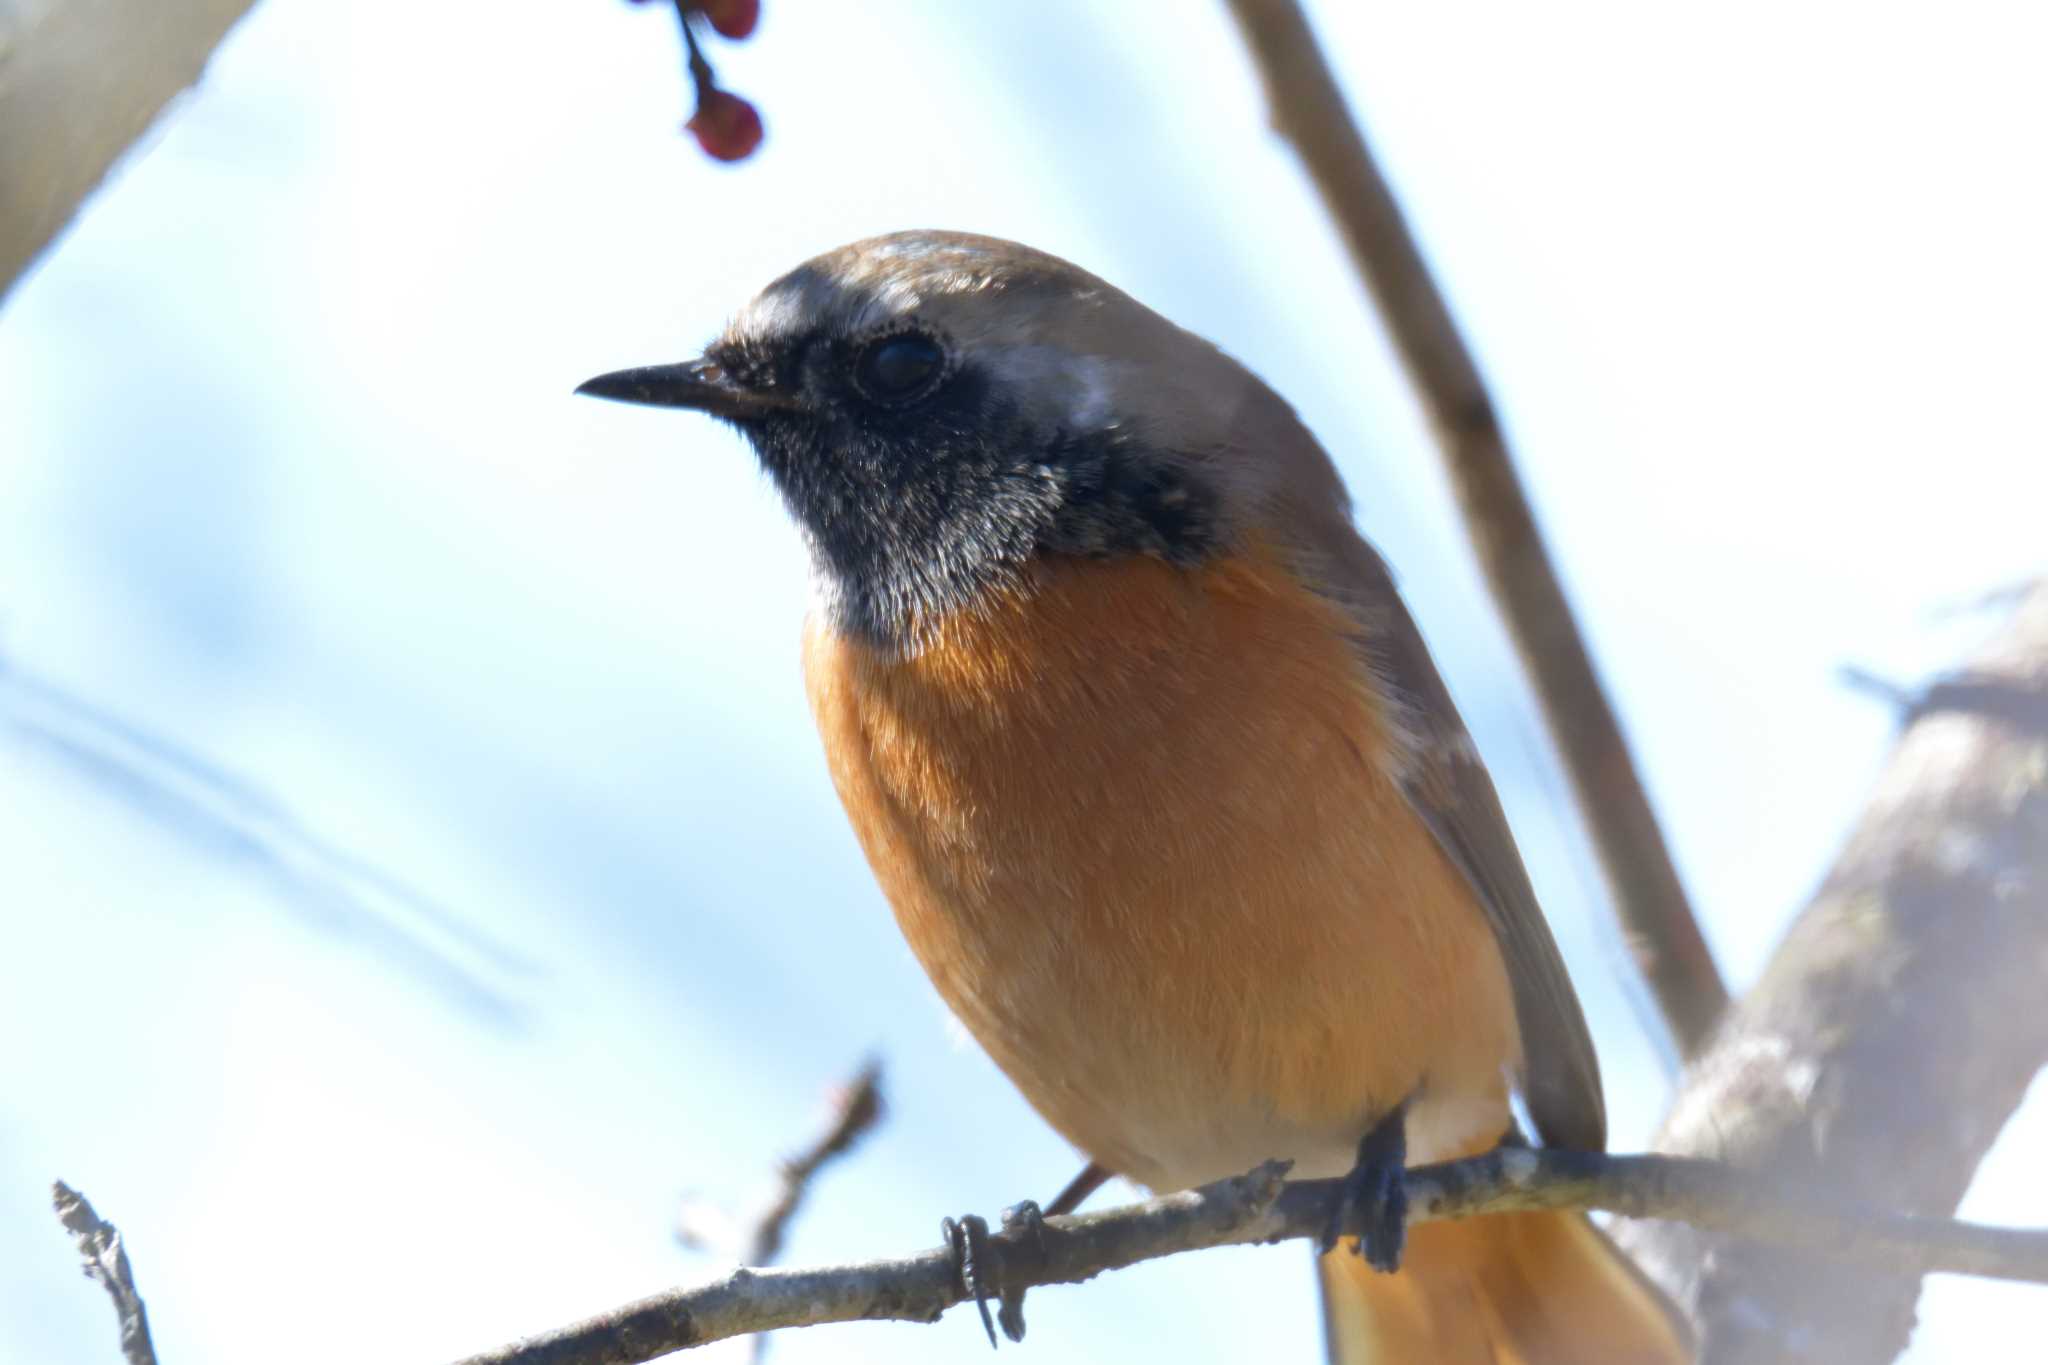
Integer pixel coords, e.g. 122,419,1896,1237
994,1201,1045,1343
1322,1101,1410,1273
941,1213,1002,1348
942,1196,1062,1347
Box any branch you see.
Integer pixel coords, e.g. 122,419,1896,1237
1842,663,2048,733
671,1059,884,1362
675,1058,886,1267
52,1182,159,1365
450,1150,2048,1365
0,0,263,300
1218,0,1729,1055
752,1058,885,1266
1619,584,2048,1362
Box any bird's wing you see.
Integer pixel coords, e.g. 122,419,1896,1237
1313,527,1607,1152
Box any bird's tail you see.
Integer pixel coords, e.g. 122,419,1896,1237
1318,1209,1690,1364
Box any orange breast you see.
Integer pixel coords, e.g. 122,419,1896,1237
802,547,1521,1189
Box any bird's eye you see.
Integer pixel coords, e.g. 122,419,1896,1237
854,332,945,404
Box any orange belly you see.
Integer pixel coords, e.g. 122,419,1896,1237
803,547,1522,1189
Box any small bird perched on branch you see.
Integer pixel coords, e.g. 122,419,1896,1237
580,231,1688,1363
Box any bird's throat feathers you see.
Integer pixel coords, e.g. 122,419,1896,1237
757,409,1229,653
698,231,1344,652
805,541,1384,749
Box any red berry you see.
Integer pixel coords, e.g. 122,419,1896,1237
687,88,763,161
699,0,759,40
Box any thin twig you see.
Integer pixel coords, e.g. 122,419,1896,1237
450,1150,2048,1365
674,1058,885,1267
671,2,716,103
52,1182,159,1365
673,1059,885,1363
1838,664,1918,711
1842,664,2048,734
1219,0,1729,1056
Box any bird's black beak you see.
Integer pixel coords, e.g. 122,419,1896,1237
574,358,794,421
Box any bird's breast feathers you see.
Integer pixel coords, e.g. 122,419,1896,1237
802,543,1521,1188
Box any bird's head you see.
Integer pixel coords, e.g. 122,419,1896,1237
579,230,1344,648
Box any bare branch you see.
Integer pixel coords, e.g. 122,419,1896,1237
451,1150,2048,1365
51,1182,159,1365
747,1058,884,1266
677,1058,886,1269
671,1060,886,1363
1218,0,1729,1055
1620,584,2048,1363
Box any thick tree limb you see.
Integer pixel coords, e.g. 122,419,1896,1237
451,1150,2048,1365
0,0,262,299
1619,585,2048,1363
1218,0,1729,1056
51,1181,159,1365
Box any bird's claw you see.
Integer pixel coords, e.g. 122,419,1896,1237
942,1200,1049,1348
1322,1102,1410,1274
995,1201,1046,1342
1002,1199,1047,1252
941,1214,1001,1348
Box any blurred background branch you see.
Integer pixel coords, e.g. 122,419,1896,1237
1220,0,1730,1058
0,655,539,1028
724,1058,883,1268
0,0,261,299
1618,583,2048,1362
673,1058,885,1361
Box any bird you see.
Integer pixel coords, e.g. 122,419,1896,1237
579,230,1691,1363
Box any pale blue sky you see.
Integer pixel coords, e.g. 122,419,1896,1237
3,3,2044,1362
